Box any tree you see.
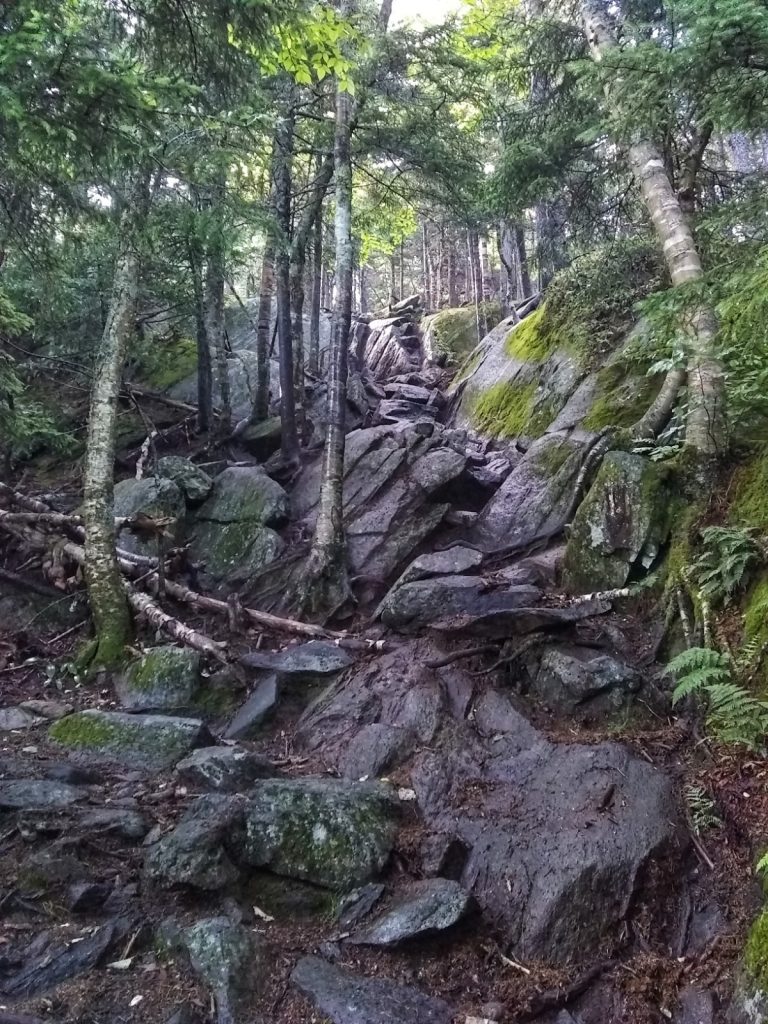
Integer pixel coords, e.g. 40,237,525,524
81,169,150,670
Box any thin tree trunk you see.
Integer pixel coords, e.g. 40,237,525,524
304,5,355,614
251,236,275,422
582,0,725,454
516,222,532,297
204,236,230,434
399,239,404,297
274,81,300,464
447,228,458,306
189,241,213,432
309,207,323,374
81,169,149,669
290,244,306,435
360,263,369,314
421,221,431,310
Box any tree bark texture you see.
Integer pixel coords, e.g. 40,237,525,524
582,0,725,454
82,169,149,668
309,201,323,373
189,241,213,432
203,173,231,434
252,236,275,422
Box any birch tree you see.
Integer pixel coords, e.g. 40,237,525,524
81,169,149,669
582,0,726,455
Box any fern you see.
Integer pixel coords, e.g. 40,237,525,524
685,784,721,835
757,851,768,876
666,647,768,749
690,526,762,606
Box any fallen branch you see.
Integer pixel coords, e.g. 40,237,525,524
571,585,632,605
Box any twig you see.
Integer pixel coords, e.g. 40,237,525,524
689,830,715,871
499,952,531,975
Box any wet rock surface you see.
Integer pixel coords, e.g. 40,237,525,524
49,709,208,769
346,878,473,946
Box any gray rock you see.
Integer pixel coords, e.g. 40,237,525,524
195,465,288,527
49,710,208,770
675,987,715,1024
116,646,201,711
156,456,213,504
238,416,282,460
223,675,279,739
240,640,353,679
296,640,683,965
67,880,115,912
144,795,245,890
113,476,185,556
20,699,73,720
531,645,642,715
22,847,88,888
77,807,149,841
347,879,472,946
189,519,283,586
176,746,277,791
0,779,87,810
240,777,398,889
336,884,385,928
420,834,468,880
389,546,484,590
0,707,44,731
563,452,670,594
427,597,610,638
173,916,265,1020
339,724,413,779
380,575,541,631
291,956,454,1024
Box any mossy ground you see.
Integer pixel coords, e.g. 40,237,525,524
730,445,768,532
505,307,554,362
746,910,768,989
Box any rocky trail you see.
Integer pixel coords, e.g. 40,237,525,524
0,310,759,1024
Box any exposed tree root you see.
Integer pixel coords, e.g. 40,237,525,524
425,644,499,669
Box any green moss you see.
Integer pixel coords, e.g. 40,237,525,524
746,911,768,988
731,446,768,531
531,439,576,476
138,336,198,391
527,395,560,435
469,380,537,437
427,304,501,363
583,363,661,431
505,307,554,362
49,710,200,768
452,348,483,386
50,713,130,750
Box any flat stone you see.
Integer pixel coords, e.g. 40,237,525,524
240,640,353,679
49,710,208,770
77,807,149,841
240,777,399,889
20,700,73,721
392,546,484,589
0,707,45,731
339,724,413,780
336,884,385,928
116,646,201,712
176,746,277,791
381,576,542,632
348,878,472,946
223,675,279,739
291,956,454,1024
0,779,88,810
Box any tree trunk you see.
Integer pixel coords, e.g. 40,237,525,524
274,81,300,464
204,230,230,435
189,241,213,432
81,169,149,670
517,222,532,297
251,236,275,422
421,221,432,310
290,243,306,435
309,209,323,374
304,8,355,614
447,228,458,306
582,0,725,454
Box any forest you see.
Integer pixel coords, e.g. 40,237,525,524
3,0,768,1021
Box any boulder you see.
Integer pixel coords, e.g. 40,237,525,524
77,807,149,841
175,746,277,791
115,646,201,711
296,641,683,964
347,879,472,946
113,476,185,556
239,777,399,889
563,452,670,594
529,645,642,715
49,710,207,770
144,795,245,890
390,546,485,590
190,466,288,585
336,884,385,928
291,956,454,1024
422,305,499,365
156,456,213,504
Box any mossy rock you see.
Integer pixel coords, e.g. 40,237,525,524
189,520,283,585
240,777,399,890
423,304,501,364
136,336,198,391
113,477,185,557
245,871,337,919
505,306,555,362
727,912,768,1023
468,380,537,437
563,452,670,594
239,417,282,460
49,709,207,770
115,646,201,712
195,466,289,527
731,445,768,532
156,456,213,505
